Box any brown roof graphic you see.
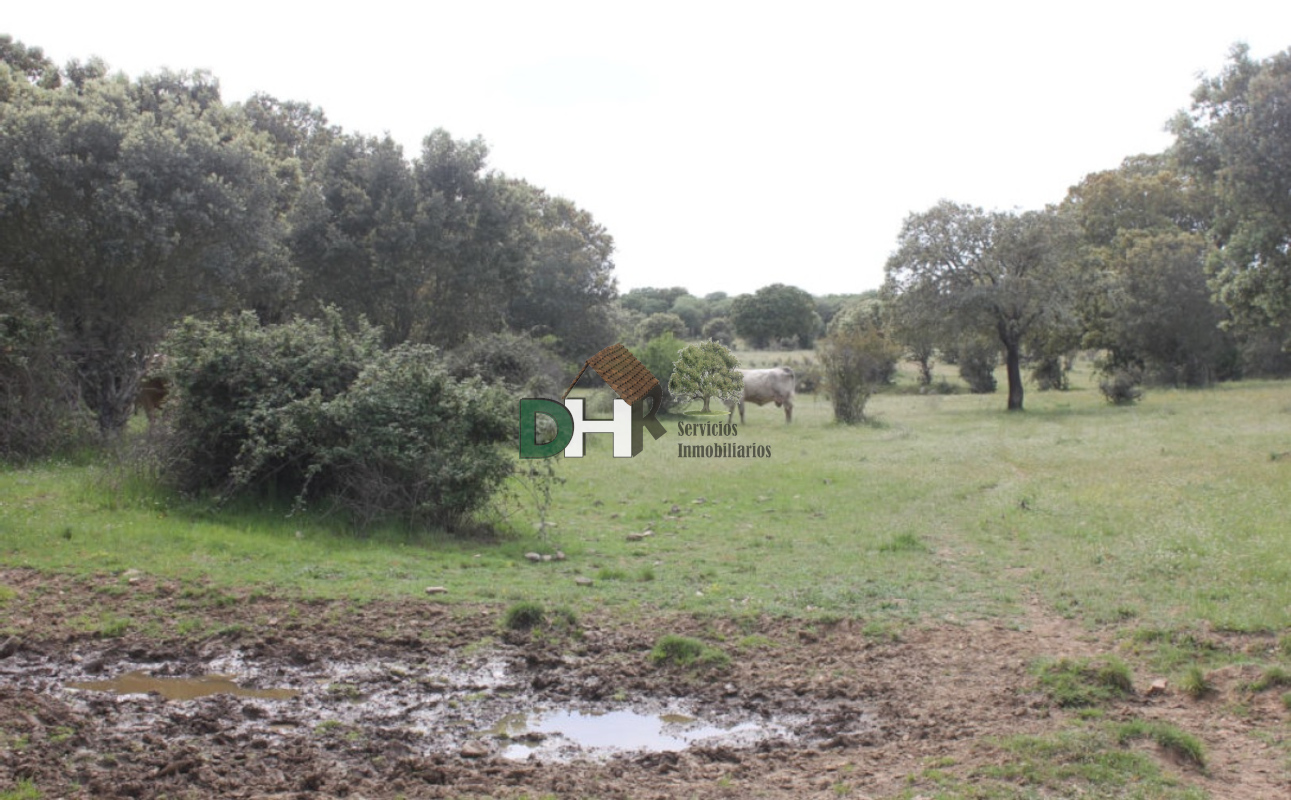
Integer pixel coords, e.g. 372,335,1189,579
563,344,660,405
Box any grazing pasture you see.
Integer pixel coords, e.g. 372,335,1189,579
2,369,1290,798
2,370,1288,630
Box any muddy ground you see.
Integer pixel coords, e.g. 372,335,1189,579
1,568,1288,799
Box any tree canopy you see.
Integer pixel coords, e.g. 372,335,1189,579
884,202,1079,410
1171,44,1291,345
730,283,820,349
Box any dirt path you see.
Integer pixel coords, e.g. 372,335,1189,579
1,569,1287,798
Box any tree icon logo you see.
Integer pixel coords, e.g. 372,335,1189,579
667,340,743,415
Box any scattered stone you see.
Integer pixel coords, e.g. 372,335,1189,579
541,555,552,562
670,504,681,514
524,552,542,562
609,513,620,520
0,636,20,659
553,551,567,561
692,497,707,504
823,478,832,485
626,533,646,542
459,740,489,759
574,577,594,587
592,499,604,507
424,587,449,595
1146,678,1168,697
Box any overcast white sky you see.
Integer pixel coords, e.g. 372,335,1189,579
8,2,1291,297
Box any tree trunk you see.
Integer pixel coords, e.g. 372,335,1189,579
701,395,711,413
1005,341,1024,411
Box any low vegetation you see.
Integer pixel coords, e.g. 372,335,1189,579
1034,656,1134,708
650,635,731,670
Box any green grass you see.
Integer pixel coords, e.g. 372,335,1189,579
0,780,41,800
899,726,1208,799
1034,656,1134,708
2,371,1291,633
1115,719,1207,768
1179,665,1211,699
650,634,731,669
1249,665,1291,692
502,601,546,631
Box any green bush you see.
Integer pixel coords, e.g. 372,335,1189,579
631,333,685,412
701,317,735,347
161,310,513,528
448,331,566,399
1098,367,1145,405
0,283,95,459
635,312,687,345
1030,355,1069,391
957,338,999,394
817,327,900,424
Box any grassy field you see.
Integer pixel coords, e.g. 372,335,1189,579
2,365,1290,799
3,365,1289,635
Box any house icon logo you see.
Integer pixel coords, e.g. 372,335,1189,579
519,344,667,458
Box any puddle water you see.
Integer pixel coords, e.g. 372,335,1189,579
495,708,771,760
68,670,298,701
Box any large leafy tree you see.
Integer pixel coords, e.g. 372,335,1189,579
884,201,1078,411
1171,44,1291,343
0,54,295,432
1063,157,1234,385
411,131,531,347
506,186,618,359
287,132,421,342
730,283,820,349
667,340,743,413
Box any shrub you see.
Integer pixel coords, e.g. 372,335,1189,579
817,327,900,424
957,338,999,393
701,317,735,347
794,357,824,394
162,310,514,529
311,345,515,528
631,333,686,412
635,312,687,344
1030,355,1069,391
448,331,566,399
1099,367,1145,405
0,283,95,459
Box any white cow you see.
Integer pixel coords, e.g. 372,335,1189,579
725,366,795,424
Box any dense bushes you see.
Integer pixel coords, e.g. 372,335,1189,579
0,284,95,459
161,310,514,528
448,331,566,398
817,327,900,424
957,338,999,394
631,333,685,412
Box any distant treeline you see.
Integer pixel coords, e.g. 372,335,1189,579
4,36,1291,457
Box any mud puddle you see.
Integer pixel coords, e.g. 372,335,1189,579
68,670,298,701
493,707,786,760
7,646,810,764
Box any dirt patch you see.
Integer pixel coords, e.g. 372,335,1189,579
1,569,1288,798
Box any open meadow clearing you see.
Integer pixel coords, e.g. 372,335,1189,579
2,372,1290,799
